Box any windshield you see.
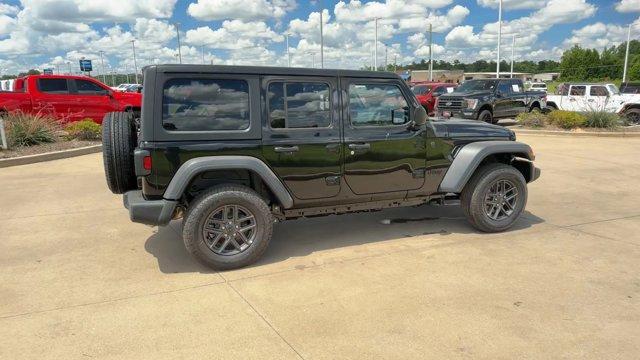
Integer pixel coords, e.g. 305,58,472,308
607,84,620,95
457,80,497,92
411,85,432,95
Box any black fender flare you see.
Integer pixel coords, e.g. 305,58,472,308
438,141,535,193
163,155,294,209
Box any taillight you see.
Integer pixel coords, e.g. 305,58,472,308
143,155,152,170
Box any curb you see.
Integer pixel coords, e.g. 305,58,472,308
0,144,102,168
512,128,640,138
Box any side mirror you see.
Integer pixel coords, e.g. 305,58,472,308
413,106,428,126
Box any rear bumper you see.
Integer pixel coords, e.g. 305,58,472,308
123,190,177,226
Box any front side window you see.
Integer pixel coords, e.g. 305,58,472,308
497,82,511,94
38,79,69,94
590,86,608,96
76,79,105,95
411,85,431,95
268,82,331,129
348,83,409,127
162,78,250,131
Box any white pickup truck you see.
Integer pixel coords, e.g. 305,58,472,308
546,83,640,124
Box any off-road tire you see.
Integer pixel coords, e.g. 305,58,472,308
624,108,640,125
183,184,274,270
102,111,137,194
461,163,527,233
478,109,494,124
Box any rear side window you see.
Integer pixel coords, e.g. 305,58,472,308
268,81,331,129
38,79,69,94
75,79,105,95
570,86,586,96
162,78,250,131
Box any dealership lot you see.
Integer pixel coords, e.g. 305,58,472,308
1,134,639,359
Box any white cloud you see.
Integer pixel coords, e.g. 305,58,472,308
187,0,296,21
398,5,470,33
185,20,283,50
477,0,547,10
334,0,452,23
616,0,640,13
564,19,640,48
24,0,177,23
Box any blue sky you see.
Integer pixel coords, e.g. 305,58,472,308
0,0,638,75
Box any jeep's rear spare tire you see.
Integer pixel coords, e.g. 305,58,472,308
102,111,137,194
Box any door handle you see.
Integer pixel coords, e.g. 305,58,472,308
348,143,371,150
274,146,299,153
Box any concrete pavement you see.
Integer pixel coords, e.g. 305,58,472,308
1,134,639,359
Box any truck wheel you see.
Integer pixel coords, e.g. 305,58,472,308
624,108,640,125
183,184,273,270
461,163,527,233
102,111,137,194
478,110,493,124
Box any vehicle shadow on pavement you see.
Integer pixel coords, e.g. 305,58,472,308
144,204,545,274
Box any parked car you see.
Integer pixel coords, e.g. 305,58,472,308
620,82,640,94
114,83,135,92
411,82,457,115
529,82,547,92
0,75,141,123
546,83,640,124
435,78,547,123
123,84,143,93
102,64,540,270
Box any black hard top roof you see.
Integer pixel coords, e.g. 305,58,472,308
147,64,401,79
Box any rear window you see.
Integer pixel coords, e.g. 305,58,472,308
267,81,331,129
38,78,69,94
570,86,586,96
162,78,250,131
411,85,431,95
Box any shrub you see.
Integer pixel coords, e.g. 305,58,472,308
583,111,624,129
516,111,548,128
65,119,101,140
3,111,61,148
548,110,586,129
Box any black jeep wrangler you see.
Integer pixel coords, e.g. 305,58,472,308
102,65,540,270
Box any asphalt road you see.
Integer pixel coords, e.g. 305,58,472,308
1,134,639,359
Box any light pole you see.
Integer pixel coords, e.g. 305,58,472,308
55,64,60,75
384,44,388,71
374,18,379,71
131,40,139,84
319,11,324,68
308,52,315,68
201,45,205,64
496,0,502,78
285,33,291,67
99,50,106,84
510,34,515,78
175,22,182,64
428,23,433,81
67,61,71,74
623,23,632,82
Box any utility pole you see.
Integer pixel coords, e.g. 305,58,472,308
374,18,379,71
99,50,106,84
319,11,324,68
384,44,388,71
286,33,291,67
623,23,632,82
175,22,182,64
131,40,139,84
496,0,502,78
510,34,515,78
428,23,433,81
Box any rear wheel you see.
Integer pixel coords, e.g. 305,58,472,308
102,111,137,194
624,108,640,125
461,163,527,233
182,184,273,270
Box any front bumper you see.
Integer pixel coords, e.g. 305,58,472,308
531,165,541,182
123,190,177,226
436,109,477,120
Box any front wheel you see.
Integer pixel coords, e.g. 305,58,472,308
624,108,640,125
478,110,493,124
182,184,274,270
461,163,528,233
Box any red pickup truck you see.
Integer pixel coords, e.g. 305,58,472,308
0,75,141,123
410,82,457,115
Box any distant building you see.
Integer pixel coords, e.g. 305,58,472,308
409,70,464,83
532,73,560,82
463,72,534,81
